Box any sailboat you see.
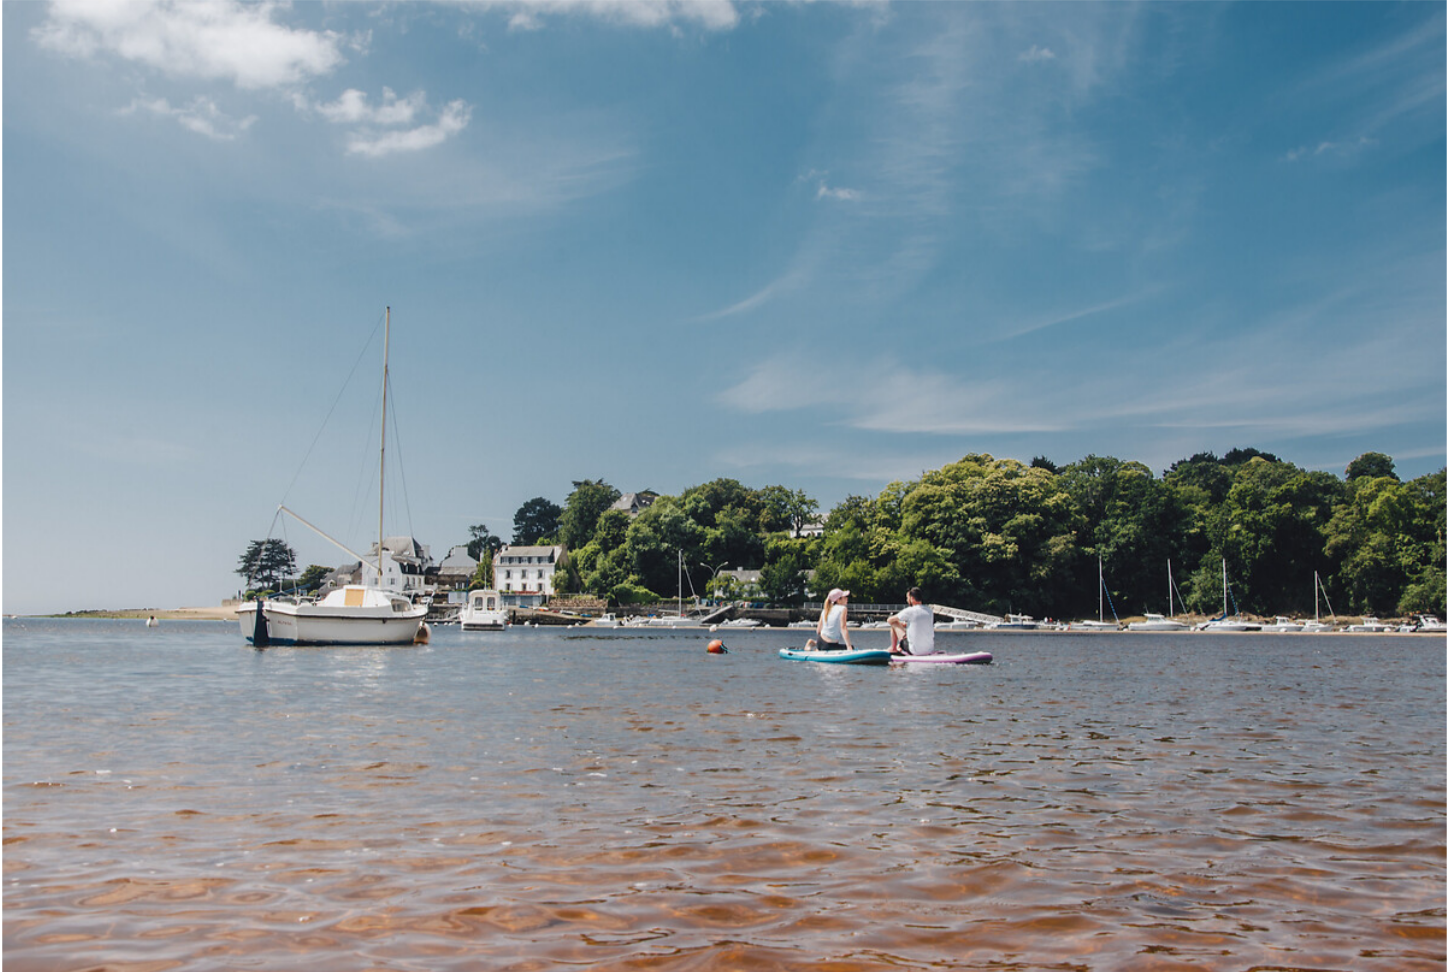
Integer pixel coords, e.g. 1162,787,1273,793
1300,572,1336,632
1073,557,1121,630
238,308,429,647
1127,560,1190,631
646,550,698,625
1198,559,1259,632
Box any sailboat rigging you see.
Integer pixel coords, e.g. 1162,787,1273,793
1199,559,1259,631
1074,556,1121,630
1127,560,1190,631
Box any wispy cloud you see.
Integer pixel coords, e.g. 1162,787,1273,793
119,95,257,141
295,88,473,156
694,268,808,321
487,0,742,34
1019,44,1055,63
1282,136,1378,163
32,0,346,90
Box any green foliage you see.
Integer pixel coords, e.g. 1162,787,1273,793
467,523,504,562
610,581,660,605
520,451,1444,619
468,558,493,590
296,564,330,593
758,537,813,606
512,497,562,544
559,480,622,549
236,539,297,590
1345,451,1398,482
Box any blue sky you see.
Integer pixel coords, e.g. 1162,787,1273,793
4,1,1444,614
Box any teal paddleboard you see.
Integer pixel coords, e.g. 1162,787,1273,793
779,647,892,665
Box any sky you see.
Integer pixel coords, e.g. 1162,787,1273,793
3,1,1445,615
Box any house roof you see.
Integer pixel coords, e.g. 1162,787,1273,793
610,492,658,514
438,545,478,570
366,536,431,567
494,544,565,561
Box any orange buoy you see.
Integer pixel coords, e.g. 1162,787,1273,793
706,639,728,654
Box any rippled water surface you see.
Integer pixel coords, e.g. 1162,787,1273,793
4,619,1444,971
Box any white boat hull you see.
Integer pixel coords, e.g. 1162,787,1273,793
1199,619,1261,632
240,587,427,646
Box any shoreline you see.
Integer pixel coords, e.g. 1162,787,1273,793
33,606,239,621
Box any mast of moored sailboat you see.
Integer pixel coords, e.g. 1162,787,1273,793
377,306,390,581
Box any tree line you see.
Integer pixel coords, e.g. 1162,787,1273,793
240,448,1444,618
491,450,1444,619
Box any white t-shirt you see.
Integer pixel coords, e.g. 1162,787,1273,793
819,604,846,643
897,603,935,655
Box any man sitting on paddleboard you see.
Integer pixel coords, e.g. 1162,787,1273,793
888,588,934,656
815,588,854,651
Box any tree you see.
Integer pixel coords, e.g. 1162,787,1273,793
512,497,562,545
559,479,621,549
1346,452,1398,482
758,537,811,606
467,523,504,562
237,539,297,591
296,564,331,594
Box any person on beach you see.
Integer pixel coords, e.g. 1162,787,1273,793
888,588,934,656
815,588,853,651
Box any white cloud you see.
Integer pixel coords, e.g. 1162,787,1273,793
32,0,346,90
308,88,427,126
1019,44,1056,62
346,100,473,157
119,95,257,141
817,183,860,202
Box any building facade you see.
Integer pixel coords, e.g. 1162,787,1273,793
493,544,567,608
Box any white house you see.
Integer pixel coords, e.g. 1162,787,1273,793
358,536,433,594
494,544,567,608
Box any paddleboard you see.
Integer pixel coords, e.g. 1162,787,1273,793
779,647,892,665
891,651,993,665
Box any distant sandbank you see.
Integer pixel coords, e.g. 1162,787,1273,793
39,606,238,621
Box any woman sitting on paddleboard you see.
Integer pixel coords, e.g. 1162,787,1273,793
815,588,854,651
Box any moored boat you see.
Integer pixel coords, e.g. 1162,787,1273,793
1127,613,1189,632
239,586,427,646
989,613,1039,630
241,308,428,648
459,588,508,630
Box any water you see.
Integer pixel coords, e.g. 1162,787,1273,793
4,619,1444,971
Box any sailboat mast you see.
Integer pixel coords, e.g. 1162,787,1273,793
1098,556,1104,623
1221,558,1228,616
1167,560,1174,616
378,306,390,579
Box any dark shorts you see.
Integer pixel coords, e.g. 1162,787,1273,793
817,639,846,651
